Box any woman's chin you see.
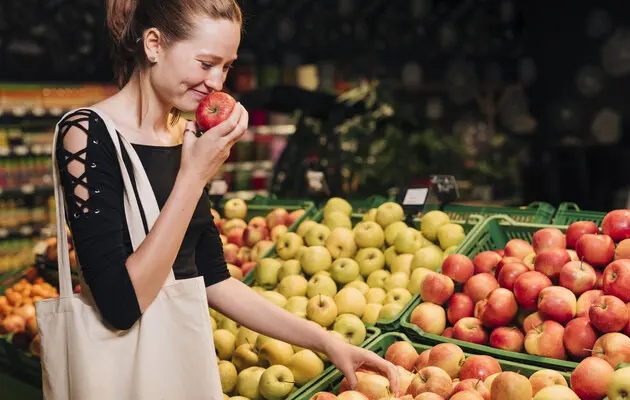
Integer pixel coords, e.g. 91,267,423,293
172,100,198,114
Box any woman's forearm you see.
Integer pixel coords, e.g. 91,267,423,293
126,172,205,311
206,278,334,354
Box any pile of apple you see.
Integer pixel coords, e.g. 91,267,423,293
249,198,467,328
214,198,307,279
309,340,585,400
408,209,630,368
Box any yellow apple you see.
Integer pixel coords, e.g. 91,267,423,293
307,274,338,298
437,223,466,250
262,291,288,308
214,329,237,360
390,253,414,276
288,350,325,387
236,366,265,399
323,197,353,218
323,211,353,230
305,224,332,247
355,247,386,277
218,360,238,394
301,246,333,275
367,269,391,289
362,303,383,324
408,267,433,294
344,280,370,295
411,247,444,271
334,287,367,317
421,210,450,241
375,202,405,228
297,219,318,238
258,339,294,367
326,227,357,259
365,287,387,304
394,228,423,254
385,221,409,246
277,275,308,298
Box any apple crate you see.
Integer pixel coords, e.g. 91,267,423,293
552,202,606,226
400,214,580,373
294,331,571,400
421,201,556,225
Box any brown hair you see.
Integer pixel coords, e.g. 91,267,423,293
106,0,243,88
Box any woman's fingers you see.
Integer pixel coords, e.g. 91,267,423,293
224,106,249,146
204,103,243,137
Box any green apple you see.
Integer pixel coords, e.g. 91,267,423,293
219,318,240,336
259,339,294,367
411,247,444,271
330,258,360,284
383,272,410,292
362,208,378,222
218,360,238,394
259,365,295,400
407,267,433,294
323,211,352,230
375,202,405,228
304,224,332,247
384,246,400,268
262,291,288,308
236,366,265,399
235,326,259,348
306,274,337,298
297,220,317,238
362,303,383,324
276,232,304,260
421,210,450,241
306,294,338,327
344,280,369,295
355,247,386,277
390,253,413,275
354,221,385,248
214,329,237,360
325,227,357,259
287,350,325,387
334,287,367,317
277,275,308,298
301,246,333,275
255,258,283,289
365,287,387,304
285,296,309,318
385,288,413,306
277,259,302,280
333,313,367,346
437,223,466,250
384,221,408,246
231,343,259,372
366,269,391,289
323,197,353,218
394,228,423,254
379,302,405,320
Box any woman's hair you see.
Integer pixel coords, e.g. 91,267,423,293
106,0,243,88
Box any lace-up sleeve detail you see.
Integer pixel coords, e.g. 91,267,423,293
55,109,142,330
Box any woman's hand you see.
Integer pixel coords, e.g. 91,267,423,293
324,336,400,396
180,102,248,186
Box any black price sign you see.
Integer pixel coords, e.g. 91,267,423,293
396,186,430,225
305,170,331,198
430,175,459,204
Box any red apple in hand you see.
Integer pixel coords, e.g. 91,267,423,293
196,92,236,131
513,271,553,310
497,262,529,290
563,317,598,359
576,290,604,318
475,288,518,328
559,260,597,295
602,209,630,242
442,254,474,284
534,249,571,281
532,228,566,253
504,239,534,260
448,293,475,325
566,221,599,249
463,273,499,304
524,320,567,360
489,327,524,352
589,295,630,333
576,234,615,267
603,259,630,302
473,251,503,275
537,286,577,325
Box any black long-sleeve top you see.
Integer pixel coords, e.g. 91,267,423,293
55,109,229,330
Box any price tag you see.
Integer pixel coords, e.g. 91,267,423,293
396,186,431,224
430,174,459,204
305,170,331,197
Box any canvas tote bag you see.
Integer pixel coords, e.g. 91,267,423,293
35,107,223,400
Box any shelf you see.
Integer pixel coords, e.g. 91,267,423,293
0,185,54,198
249,125,296,136
0,145,53,158
0,225,42,240
223,190,270,200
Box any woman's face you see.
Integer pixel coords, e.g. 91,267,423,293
148,16,241,112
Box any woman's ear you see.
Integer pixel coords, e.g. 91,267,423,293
143,28,162,64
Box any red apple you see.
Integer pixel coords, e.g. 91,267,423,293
452,379,490,400
563,317,598,359
576,289,604,319
414,349,431,371
513,271,553,311
442,327,454,338
534,249,571,281
447,293,475,325
473,251,503,275
489,327,525,352
523,253,536,270
210,208,221,221
266,208,289,230
570,356,614,400
625,302,630,336
413,395,444,400
495,249,505,257
442,254,474,284
523,312,546,333
310,393,338,400
223,243,242,266
428,343,466,379
566,221,599,249
497,262,529,290
537,286,577,325
385,341,419,372
227,227,245,247
504,239,535,261
408,367,453,399
529,370,569,396
236,246,251,264
453,317,488,345
532,228,566,253
615,239,630,261
241,261,256,276
589,294,629,333
592,332,630,368
243,225,269,247
463,273,499,304
475,288,518,328
496,257,524,278
337,391,369,400
602,209,630,242
286,209,305,227
459,355,502,381
196,91,236,131
603,259,630,302
594,269,604,290
576,234,615,267
559,260,597,295
420,273,455,305
524,320,567,360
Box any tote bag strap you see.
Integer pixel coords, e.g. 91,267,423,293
52,107,176,299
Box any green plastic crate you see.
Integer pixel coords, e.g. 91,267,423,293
421,201,556,224
553,202,606,226
400,214,579,372
295,332,571,399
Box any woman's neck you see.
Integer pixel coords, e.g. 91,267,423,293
117,73,173,136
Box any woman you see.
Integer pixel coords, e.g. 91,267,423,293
54,0,399,395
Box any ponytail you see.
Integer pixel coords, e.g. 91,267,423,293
106,0,140,87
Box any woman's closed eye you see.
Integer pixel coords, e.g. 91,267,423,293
198,60,233,72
